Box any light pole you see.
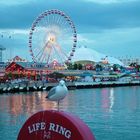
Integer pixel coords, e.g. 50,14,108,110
0,45,6,62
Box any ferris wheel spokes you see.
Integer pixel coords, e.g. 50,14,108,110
46,47,53,64
29,9,77,64
34,43,47,61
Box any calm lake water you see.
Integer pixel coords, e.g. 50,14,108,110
0,86,140,140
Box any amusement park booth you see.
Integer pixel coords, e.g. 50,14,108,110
5,61,50,80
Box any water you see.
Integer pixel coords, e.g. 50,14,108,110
0,86,140,140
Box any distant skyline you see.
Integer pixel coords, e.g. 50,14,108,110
0,0,140,61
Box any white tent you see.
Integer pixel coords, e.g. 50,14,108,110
71,46,103,62
71,46,124,66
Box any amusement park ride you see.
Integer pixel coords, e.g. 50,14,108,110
28,9,77,66
18,9,95,140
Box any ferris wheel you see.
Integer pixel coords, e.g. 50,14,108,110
29,9,77,65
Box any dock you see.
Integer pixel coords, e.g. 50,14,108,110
0,80,140,94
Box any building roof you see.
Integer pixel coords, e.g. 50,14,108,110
71,46,124,66
9,56,26,62
72,46,102,63
107,56,124,66
5,61,46,72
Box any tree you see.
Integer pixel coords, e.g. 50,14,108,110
67,63,73,70
113,64,118,71
129,62,137,67
77,63,82,70
95,64,102,71
73,63,78,70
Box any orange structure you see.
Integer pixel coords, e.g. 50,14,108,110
5,62,51,80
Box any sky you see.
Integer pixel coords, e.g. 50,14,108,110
0,0,140,62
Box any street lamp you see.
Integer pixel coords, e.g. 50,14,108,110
0,45,6,62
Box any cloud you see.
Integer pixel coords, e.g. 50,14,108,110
0,29,29,36
77,34,96,45
84,0,138,4
79,27,140,57
0,0,140,31
0,0,33,5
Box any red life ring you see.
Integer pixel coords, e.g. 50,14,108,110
18,110,95,140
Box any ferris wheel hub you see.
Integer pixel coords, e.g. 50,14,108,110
48,35,56,43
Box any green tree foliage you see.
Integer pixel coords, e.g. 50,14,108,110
67,63,73,70
95,64,102,71
77,63,82,70
73,63,78,70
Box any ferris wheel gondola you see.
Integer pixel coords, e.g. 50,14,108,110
29,9,77,65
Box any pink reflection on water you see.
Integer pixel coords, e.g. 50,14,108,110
101,88,110,111
0,92,58,118
101,88,115,114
